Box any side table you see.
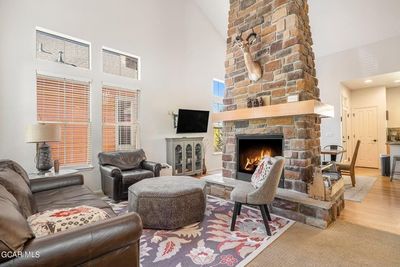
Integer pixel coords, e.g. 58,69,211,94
28,169,79,180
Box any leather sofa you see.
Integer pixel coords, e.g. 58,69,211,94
0,160,142,267
99,149,162,202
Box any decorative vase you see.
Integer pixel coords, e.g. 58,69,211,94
258,97,264,106
252,98,259,107
54,160,60,173
247,98,253,108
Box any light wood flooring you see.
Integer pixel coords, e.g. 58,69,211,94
340,167,400,235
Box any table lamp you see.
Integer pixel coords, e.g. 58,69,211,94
25,123,61,173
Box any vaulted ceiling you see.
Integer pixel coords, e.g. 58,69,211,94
194,0,400,57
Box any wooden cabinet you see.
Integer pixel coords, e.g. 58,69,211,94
166,137,204,176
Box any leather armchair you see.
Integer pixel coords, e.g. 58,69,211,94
99,149,162,202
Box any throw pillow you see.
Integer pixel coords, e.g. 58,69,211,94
0,184,34,252
28,206,110,238
0,167,37,218
251,156,276,189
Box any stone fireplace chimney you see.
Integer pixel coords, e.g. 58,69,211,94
205,0,344,228
222,0,321,194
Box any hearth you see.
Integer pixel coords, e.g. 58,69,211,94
236,134,284,187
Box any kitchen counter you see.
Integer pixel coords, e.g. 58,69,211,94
386,142,400,145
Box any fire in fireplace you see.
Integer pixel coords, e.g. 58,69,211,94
236,134,284,187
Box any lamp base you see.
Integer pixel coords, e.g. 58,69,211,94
36,143,53,172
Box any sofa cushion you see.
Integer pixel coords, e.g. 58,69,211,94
251,157,276,188
122,169,154,184
98,149,147,171
0,167,37,217
34,185,115,217
28,205,110,238
0,184,34,253
0,160,30,188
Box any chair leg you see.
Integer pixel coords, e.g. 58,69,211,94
390,159,396,182
259,205,272,236
237,203,242,216
264,205,272,221
350,170,356,187
230,202,240,231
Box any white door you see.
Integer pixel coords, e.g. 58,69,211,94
352,107,379,168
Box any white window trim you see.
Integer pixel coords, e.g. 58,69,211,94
36,26,92,70
102,46,141,81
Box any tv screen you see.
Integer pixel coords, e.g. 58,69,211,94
176,109,209,133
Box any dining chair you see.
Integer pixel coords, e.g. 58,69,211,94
229,156,285,236
337,140,361,187
322,144,344,165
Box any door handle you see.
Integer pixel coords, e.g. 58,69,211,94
373,139,377,142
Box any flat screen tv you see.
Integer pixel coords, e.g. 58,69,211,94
176,109,209,133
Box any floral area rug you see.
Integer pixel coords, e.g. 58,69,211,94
104,195,294,267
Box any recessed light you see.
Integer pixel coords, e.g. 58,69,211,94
364,79,373,84
395,80,400,83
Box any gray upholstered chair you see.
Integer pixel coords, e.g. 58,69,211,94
230,156,285,236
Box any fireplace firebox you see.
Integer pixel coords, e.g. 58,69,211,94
236,134,284,188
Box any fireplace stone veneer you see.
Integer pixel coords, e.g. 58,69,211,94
219,0,345,227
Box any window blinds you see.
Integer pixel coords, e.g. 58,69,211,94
36,75,91,166
102,86,139,152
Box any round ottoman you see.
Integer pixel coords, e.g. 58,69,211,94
128,176,206,229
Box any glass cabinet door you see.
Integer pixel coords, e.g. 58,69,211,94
175,145,183,174
195,143,202,171
185,143,193,173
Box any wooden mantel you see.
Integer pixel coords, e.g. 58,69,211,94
212,100,334,122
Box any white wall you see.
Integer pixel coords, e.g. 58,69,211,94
350,86,387,156
0,0,225,191
387,87,400,128
316,35,400,148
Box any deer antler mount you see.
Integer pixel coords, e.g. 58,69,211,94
235,31,263,82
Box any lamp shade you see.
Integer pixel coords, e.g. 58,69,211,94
25,123,61,143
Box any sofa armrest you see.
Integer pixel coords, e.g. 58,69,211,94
2,213,142,267
100,165,123,178
100,165,123,202
142,161,161,177
30,174,84,194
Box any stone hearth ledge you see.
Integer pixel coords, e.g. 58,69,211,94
203,174,345,229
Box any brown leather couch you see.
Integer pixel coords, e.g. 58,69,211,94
0,160,142,267
99,149,162,202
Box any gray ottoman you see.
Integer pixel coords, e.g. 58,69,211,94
128,176,206,229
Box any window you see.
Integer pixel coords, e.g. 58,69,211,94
36,28,90,69
212,79,225,152
102,47,140,80
36,75,91,167
102,87,140,152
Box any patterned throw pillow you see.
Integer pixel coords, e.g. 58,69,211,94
251,157,276,189
27,206,110,238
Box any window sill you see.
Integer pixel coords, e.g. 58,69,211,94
62,165,94,171
212,152,223,155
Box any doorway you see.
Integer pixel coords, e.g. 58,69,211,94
352,106,379,168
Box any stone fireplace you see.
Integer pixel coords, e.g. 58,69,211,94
205,0,344,229
236,134,284,187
